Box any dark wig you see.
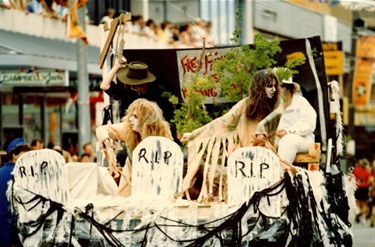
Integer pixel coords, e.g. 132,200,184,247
245,69,280,121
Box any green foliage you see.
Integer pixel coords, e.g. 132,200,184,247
168,72,215,134
230,5,243,44
212,34,284,102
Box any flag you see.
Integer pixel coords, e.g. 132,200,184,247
352,35,375,107
67,0,89,45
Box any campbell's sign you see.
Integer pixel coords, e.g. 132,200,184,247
0,70,66,86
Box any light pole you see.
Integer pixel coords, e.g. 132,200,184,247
348,11,366,146
77,5,91,155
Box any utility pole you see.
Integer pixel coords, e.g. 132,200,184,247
77,5,91,154
348,11,365,143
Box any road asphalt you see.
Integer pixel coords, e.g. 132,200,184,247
352,218,375,247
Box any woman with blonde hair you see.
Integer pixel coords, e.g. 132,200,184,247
96,98,173,197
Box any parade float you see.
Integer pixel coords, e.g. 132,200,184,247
7,13,356,247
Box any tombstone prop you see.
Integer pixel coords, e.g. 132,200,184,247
10,149,69,246
131,136,183,199
227,146,282,217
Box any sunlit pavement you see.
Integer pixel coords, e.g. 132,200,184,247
351,219,375,247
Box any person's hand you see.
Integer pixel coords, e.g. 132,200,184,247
255,133,267,143
180,133,191,142
114,56,127,70
276,129,287,139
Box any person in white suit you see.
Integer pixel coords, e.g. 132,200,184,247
276,77,317,164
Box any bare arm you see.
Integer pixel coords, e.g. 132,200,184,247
96,122,125,143
100,57,127,91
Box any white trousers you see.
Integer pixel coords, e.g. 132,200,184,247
277,134,312,164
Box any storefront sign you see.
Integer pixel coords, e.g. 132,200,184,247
322,41,343,75
0,70,65,86
352,35,375,107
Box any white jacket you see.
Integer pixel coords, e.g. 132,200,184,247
277,92,317,142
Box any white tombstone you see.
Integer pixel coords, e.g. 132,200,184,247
227,146,282,217
11,149,69,246
132,136,183,199
13,149,69,222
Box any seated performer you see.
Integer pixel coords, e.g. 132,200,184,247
180,69,283,201
96,98,173,197
275,77,316,164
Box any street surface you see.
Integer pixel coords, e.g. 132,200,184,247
352,219,375,247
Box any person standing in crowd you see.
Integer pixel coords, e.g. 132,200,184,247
180,69,283,199
30,138,44,150
179,23,196,48
352,158,372,223
80,153,91,162
369,159,375,227
82,142,97,162
96,98,173,197
0,0,17,9
191,18,206,48
0,138,31,247
275,77,316,164
99,7,115,24
27,0,46,15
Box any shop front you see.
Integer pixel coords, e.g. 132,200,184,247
0,29,102,159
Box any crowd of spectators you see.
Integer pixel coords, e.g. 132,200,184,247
1,0,71,21
118,14,216,48
0,1,216,48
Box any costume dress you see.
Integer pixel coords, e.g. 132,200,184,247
0,161,18,247
183,98,283,201
276,92,316,163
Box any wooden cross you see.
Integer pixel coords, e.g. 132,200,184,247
99,13,132,69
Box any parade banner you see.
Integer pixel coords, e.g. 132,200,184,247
176,47,231,104
352,34,375,107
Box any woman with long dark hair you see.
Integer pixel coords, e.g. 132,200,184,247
180,69,283,201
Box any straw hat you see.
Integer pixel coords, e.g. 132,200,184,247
117,61,156,86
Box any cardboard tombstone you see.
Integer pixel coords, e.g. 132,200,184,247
227,146,282,217
12,149,69,223
132,136,183,199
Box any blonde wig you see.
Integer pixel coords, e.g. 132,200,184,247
121,98,173,152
